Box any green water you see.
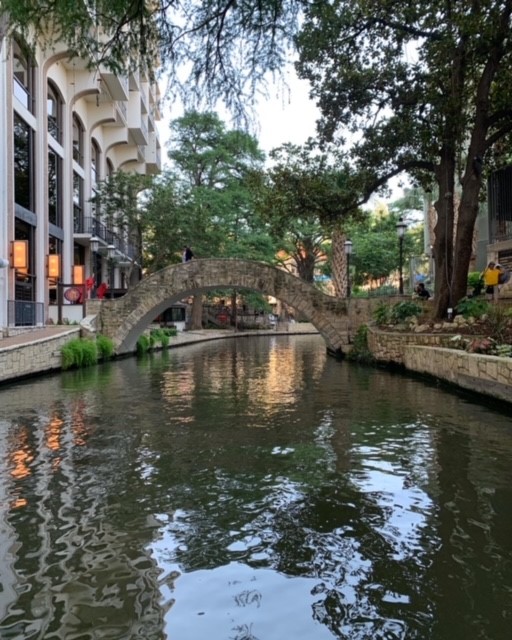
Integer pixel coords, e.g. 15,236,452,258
0,334,511,639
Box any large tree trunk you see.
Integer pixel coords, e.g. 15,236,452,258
433,149,456,319
190,295,203,329
331,228,349,298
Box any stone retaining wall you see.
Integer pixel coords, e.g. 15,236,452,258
0,328,80,384
368,327,512,403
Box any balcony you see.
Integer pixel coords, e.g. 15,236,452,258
100,68,129,101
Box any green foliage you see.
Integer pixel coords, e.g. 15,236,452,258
61,338,98,370
455,297,489,319
372,301,422,325
136,334,151,355
346,324,375,364
142,111,275,272
486,305,511,344
250,143,354,282
96,335,114,360
150,328,175,348
373,302,391,325
467,271,484,296
296,0,512,317
390,301,423,323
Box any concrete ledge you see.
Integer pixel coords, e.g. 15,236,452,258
368,327,512,404
0,327,81,384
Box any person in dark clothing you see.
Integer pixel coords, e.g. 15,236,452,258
415,282,431,299
182,246,194,262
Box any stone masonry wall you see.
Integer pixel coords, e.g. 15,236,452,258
368,327,512,403
0,328,80,384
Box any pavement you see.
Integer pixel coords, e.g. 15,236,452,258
0,326,80,351
0,323,319,353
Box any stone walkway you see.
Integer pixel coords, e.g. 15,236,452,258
0,323,319,353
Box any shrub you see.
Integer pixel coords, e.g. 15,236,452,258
61,338,97,370
390,301,423,323
455,296,489,319
373,302,391,325
96,334,114,360
136,334,151,354
347,324,375,363
468,271,484,293
485,304,510,343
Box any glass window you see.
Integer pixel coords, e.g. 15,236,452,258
47,82,63,143
73,172,84,233
13,39,34,112
91,139,101,187
14,113,35,212
72,114,84,165
48,150,62,226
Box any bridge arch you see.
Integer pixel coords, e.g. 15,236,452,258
93,259,349,354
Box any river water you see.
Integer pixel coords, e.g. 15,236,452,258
0,334,511,640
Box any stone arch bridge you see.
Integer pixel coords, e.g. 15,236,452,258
86,259,352,355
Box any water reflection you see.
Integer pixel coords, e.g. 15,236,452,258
0,335,511,639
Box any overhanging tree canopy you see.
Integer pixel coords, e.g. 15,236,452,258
296,0,512,316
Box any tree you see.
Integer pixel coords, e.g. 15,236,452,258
1,0,303,117
250,143,357,283
153,111,274,326
296,0,512,316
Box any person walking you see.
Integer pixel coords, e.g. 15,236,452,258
482,261,502,302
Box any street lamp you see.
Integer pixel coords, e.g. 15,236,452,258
396,217,407,295
344,239,353,298
89,236,99,298
107,244,116,299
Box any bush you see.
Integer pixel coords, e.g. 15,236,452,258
136,334,151,354
373,302,391,325
61,338,98,370
455,296,489,319
96,334,114,360
390,301,423,323
372,300,423,326
467,271,484,296
347,324,375,363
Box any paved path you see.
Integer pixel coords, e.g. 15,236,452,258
0,323,319,353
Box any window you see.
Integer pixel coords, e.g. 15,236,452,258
47,82,63,143
72,114,84,165
48,150,62,226
14,113,35,212
13,39,34,111
91,139,101,187
73,172,84,232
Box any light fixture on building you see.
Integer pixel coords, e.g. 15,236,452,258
344,239,353,298
73,265,85,285
10,240,29,270
0,258,9,268
90,236,100,254
47,254,61,279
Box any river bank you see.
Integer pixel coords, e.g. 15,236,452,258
0,323,319,385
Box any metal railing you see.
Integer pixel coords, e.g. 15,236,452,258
8,299,44,327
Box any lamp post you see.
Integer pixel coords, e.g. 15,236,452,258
396,218,407,295
344,239,353,298
90,236,99,298
107,244,116,299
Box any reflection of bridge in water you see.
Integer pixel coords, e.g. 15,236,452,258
85,259,351,356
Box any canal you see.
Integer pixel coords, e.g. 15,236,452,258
0,334,511,639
